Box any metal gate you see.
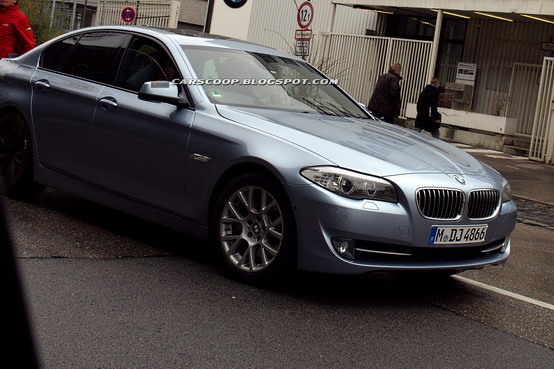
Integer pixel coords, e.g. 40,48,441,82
507,63,542,136
314,33,432,118
95,0,180,28
529,57,554,163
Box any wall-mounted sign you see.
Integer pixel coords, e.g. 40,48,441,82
297,1,314,29
295,29,312,40
224,0,248,9
295,40,310,56
121,7,136,23
541,42,554,52
456,62,477,82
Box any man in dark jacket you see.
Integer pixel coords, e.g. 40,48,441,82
368,63,402,123
414,77,441,138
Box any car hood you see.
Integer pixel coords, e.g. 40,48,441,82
216,106,488,178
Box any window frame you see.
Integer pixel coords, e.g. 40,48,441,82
39,31,131,86
114,34,182,93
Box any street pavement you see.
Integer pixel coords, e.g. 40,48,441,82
5,143,554,368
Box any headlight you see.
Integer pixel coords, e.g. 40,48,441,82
502,178,512,202
301,167,398,202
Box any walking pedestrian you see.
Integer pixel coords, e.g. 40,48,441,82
414,77,442,139
0,0,35,59
368,62,402,123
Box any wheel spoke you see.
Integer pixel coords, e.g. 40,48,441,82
224,237,242,256
225,200,245,220
12,147,27,165
261,240,278,257
268,227,283,240
260,247,269,266
249,246,256,270
261,194,277,213
238,188,251,211
0,135,9,151
237,246,251,270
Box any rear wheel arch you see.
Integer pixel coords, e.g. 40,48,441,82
0,109,44,198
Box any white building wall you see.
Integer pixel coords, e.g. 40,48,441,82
247,0,377,52
210,0,254,40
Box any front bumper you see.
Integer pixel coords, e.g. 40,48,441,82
288,178,517,275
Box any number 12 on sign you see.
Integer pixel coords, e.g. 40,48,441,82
297,2,314,29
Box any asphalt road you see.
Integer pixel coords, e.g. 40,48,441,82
5,187,554,368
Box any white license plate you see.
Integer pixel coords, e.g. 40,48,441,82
428,225,488,245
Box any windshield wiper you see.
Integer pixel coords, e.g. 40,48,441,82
301,97,340,116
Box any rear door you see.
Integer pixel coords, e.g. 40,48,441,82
31,31,129,180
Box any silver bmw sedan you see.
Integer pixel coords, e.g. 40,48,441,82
0,26,516,284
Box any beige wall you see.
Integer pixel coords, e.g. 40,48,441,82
178,0,208,29
210,0,254,40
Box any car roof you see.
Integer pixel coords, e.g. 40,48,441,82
54,25,299,60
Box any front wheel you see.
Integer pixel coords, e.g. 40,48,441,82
0,112,44,198
211,173,297,285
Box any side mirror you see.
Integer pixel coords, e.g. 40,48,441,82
138,81,189,106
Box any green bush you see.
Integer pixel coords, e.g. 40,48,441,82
20,0,65,45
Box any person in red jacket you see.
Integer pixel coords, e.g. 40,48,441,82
0,0,35,59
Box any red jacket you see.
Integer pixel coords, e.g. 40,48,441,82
0,5,36,59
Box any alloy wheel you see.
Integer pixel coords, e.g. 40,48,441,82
219,185,284,272
0,114,30,190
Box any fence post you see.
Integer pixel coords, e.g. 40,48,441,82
169,0,180,28
545,87,554,164
529,57,554,163
49,0,57,29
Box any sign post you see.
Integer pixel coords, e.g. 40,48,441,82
295,1,314,57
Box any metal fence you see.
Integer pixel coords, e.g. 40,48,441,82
313,32,432,117
95,0,180,28
507,63,542,136
529,57,554,164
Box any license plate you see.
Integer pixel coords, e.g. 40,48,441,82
428,225,488,245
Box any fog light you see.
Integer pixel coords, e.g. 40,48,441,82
332,238,355,260
501,237,510,252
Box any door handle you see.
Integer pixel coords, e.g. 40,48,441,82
34,79,50,91
99,97,118,111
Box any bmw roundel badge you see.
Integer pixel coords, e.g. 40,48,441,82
454,175,466,185
224,0,248,9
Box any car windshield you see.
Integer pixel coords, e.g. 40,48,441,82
181,47,369,118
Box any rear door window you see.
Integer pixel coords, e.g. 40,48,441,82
41,32,128,84
41,35,78,73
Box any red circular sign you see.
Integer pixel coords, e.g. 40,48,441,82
297,1,314,29
121,7,136,23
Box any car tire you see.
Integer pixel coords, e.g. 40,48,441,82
0,112,44,199
211,173,297,285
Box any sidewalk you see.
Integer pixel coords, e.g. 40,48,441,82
453,143,554,229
